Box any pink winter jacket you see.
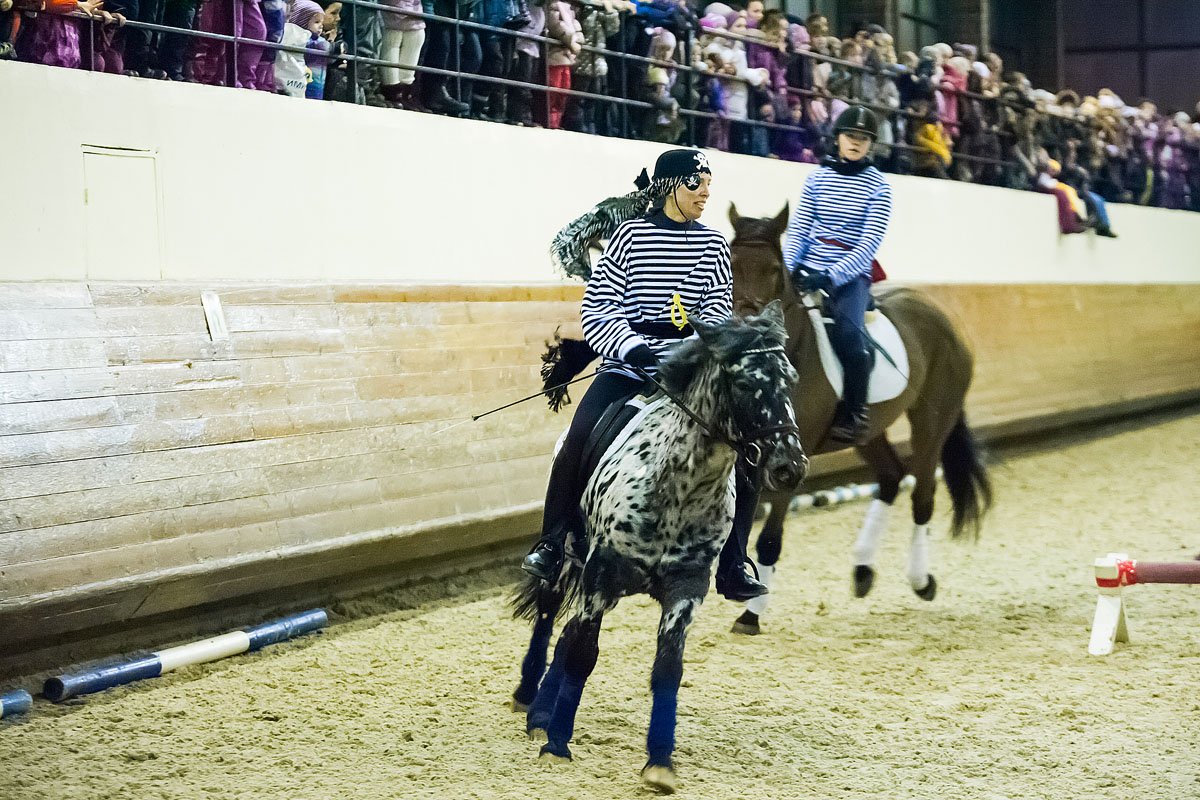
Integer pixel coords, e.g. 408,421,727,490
546,0,584,67
382,0,424,32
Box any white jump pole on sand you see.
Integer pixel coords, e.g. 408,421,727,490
43,609,329,702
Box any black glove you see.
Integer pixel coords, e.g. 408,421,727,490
625,344,660,372
792,267,833,295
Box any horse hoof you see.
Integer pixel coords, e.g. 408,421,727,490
537,748,570,764
511,699,529,713
914,575,937,602
853,565,875,598
730,619,760,636
642,764,677,794
527,727,548,743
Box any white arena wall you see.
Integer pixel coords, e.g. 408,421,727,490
1,61,1199,661
2,61,1199,285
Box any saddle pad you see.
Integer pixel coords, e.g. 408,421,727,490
809,308,909,404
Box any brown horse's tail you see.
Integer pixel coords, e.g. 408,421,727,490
940,414,993,539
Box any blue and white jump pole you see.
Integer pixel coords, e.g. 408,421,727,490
1,689,33,719
43,609,328,703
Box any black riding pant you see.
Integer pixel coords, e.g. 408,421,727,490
540,371,643,540
827,275,872,412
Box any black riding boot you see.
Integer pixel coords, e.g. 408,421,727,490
715,461,769,601
830,347,871,446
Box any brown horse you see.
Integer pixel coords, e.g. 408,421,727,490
727,204,992,634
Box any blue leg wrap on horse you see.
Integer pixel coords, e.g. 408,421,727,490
516,614,554,705
527,637,567,730
544,674,587,756
646,686,678,766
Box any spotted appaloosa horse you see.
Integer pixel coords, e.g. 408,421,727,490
511,303,805,794
727,205,992,634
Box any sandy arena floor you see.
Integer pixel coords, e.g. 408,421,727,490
2,412,1199,800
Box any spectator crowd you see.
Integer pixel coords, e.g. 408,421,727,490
5,0,1200,225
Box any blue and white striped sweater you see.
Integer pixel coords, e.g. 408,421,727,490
782,165,893,287
582,213,732,375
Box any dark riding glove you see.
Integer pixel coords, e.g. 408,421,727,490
792,267,833,295
625,344,660,372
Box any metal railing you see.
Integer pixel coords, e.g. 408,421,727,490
42,0,1104,180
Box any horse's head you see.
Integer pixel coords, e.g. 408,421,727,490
728,203,792,317
664,301,807,492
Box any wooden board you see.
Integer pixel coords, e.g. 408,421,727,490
1,280,1198,652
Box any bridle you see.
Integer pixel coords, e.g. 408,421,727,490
636,343,801,467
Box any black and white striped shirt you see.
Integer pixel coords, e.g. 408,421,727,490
782,165,892,286
582,212,732,374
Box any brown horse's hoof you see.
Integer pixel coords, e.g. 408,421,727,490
527,727,548,743
730,610,760,636
642,764,677,794
511,699,529,713
914,574,937,602
853,565,875,598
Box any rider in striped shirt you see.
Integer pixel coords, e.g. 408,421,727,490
523,149,767,602
784,105,894,445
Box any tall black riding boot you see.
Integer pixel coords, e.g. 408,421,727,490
715,462,769,601
830,348,871,445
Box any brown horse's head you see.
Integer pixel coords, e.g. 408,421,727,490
728,203,792,317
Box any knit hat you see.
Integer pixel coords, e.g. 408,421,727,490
700,13,728,30
549,150,713,281
287,0,323,29
789,22,809,49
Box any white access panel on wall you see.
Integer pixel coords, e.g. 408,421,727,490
82,146,164,280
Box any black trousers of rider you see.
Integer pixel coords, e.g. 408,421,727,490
538,370,752,579
827,274,873,412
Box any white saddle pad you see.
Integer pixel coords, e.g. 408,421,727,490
809,307,909,404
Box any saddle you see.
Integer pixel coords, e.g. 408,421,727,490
578,384,661,485
806,298,910,404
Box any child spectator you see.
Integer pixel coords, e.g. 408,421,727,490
191,0,269,89
705,8,767,154
544,0,582,129
506,0,544,127
697,13,729,151
643,26,681,142
911,102,952,179
378,0,425,107
154,0,197,80
571,0,626,134
283,0,330,99
17,0,100,68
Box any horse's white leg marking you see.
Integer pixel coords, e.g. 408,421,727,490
852,499,891,566
744,563,775,615
907,523,932,591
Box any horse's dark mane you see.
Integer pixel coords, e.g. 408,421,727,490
658,314,786,395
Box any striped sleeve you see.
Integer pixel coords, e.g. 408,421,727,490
782,173,818,272
580,222,647,360
827,181,892,287
696,238,733,323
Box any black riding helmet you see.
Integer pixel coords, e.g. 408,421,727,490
833,105,880,139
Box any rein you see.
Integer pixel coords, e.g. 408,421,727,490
635,344,800,467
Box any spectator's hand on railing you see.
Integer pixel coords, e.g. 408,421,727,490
76,0,103,18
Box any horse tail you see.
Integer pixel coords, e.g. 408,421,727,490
510,561,583,623
940,413,993,539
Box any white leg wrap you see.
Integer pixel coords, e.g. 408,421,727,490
744,563,775,616
907,524,932,591
852,499,890,566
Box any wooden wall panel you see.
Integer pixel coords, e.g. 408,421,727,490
0,280,1198,651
